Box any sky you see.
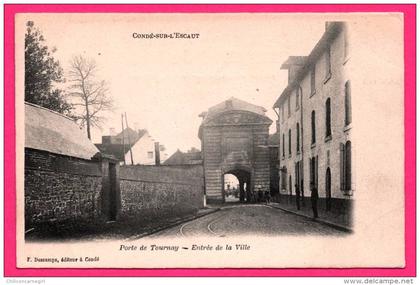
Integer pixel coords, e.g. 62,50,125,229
22,13,325,157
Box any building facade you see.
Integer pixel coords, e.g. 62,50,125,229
199,97,272,204
96,128,168,165
273,22,353,221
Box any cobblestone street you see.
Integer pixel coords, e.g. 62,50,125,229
144,204,347,238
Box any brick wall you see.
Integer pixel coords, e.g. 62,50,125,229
25,149,103,229
119,165,204,219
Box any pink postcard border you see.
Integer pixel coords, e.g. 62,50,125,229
4,4,416,277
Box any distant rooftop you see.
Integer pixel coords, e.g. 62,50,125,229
201,97,267,125
95,127,149,160
163,149,202,166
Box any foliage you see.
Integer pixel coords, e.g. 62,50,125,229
25,21,72,115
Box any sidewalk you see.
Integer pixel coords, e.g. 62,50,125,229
268,201,353,233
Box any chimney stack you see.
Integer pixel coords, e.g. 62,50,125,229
281,56,308,84
154,142,161,165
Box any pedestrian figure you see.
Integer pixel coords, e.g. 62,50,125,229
264,191,271,204
258,190,263,203
310,182,319,218
295,183,301,210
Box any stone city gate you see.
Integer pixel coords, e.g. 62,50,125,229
198,97,272,204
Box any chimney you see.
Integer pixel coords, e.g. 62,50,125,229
276,119,279,133
109,127,116,136
154,142,161,165
281,56,308,84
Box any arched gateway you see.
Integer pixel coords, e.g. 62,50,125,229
198,97,272,204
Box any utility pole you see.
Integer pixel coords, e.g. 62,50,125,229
121,113,126,165
124,112,134,165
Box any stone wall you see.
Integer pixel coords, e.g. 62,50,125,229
25,149,205,233
119,165,204,220
24,149,103,229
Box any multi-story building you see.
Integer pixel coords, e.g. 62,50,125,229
273,22,353,222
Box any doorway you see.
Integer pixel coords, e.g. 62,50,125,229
222,168,251,203
223,174,240,203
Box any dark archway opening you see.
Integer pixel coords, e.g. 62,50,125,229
223,169,251,203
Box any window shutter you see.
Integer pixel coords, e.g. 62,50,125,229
300,160,304,196
315,155,319,188
309,158,312,185
340,143,345,191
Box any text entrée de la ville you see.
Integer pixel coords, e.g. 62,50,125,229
119,244,251,252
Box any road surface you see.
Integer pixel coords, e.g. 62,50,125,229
143,204,346,238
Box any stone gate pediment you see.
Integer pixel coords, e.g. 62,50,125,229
205,111,272,127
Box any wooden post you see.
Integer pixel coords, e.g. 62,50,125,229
121,114,126,165
124,112,134,165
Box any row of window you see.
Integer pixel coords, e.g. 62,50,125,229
281,140,352,201
281,26,349,123
281,79,351,124
281,81,351,158
282,80,351,125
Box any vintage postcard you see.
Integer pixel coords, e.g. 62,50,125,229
5,4,414,274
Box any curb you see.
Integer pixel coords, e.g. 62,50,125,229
126,208,221,240
268,204,353,233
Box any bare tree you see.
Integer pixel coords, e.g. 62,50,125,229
68,55,113,139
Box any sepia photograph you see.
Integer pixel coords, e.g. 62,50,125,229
11,9,407,270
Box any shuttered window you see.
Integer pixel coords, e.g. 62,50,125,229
326,98,332,137
282,133,285,158
345,81,352,126
296,87,301,109
340,141,352,193
325,46,331,80
345,141,352,192
296,123,300,152
311,110,316,144
310,66,316,95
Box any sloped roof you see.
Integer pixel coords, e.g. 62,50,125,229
200,97,268,125
208,97,266,117
163,150,202,165
25,102,100,160
94,144,126,161
95,128,149,161
280,56,308,69
114,127,147,144
274,22,345,108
